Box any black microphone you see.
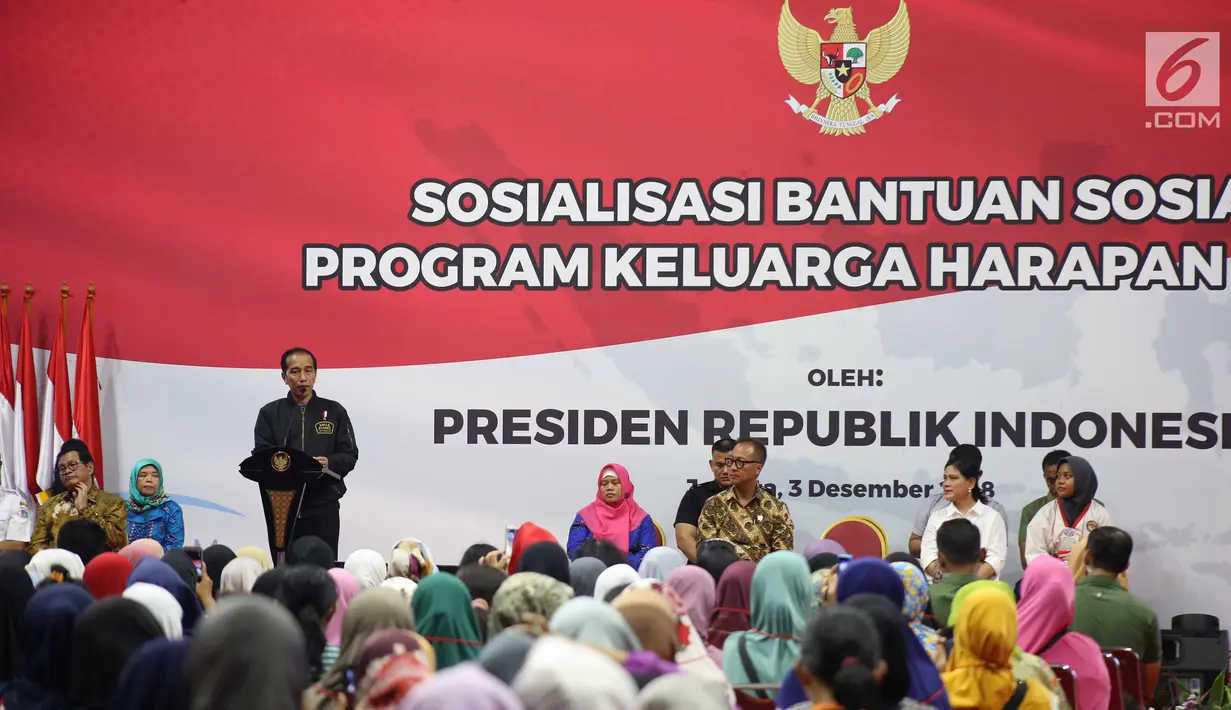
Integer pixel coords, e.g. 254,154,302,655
282,417,293,448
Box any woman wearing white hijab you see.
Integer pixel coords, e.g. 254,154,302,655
345,549,388,589
219,556,265,596
514,636,638,710
380,576,418,603
638,548,686,581
26,548,85,582
122,582,185,639
594,564,640,602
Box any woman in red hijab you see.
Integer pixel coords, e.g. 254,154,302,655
566,463,659,570
506,522,559,578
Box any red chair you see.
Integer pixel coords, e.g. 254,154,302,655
1102,647,1143,706
1103,653,1125,710
1050,664,1078,709
821,516,888,558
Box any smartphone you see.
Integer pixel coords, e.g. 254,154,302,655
504,525,518,557
192,559,204,578
182,546,204,581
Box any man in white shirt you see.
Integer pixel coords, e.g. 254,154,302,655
0,454,34,550
920,447,1007,580
908,444,1008,558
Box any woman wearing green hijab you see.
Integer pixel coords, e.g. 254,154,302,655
721,551,813,700
125,458,184,550
946,581,1072,710
411,573,485,670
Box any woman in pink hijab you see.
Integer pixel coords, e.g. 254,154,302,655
566,463,659,570
118,538,164,565
322,568,361,674
1017,555,1111,710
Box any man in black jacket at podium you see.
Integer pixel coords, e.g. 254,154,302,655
254,347,359,560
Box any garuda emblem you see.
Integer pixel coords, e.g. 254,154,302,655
778,0,911,135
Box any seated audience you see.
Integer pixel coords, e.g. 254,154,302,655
0,565,34,683
122,582,184,640
218,556,265,596
638,547,686,581
413,573,486,669
929,518,986,627
459,543,497,568
566,464,658,570
124,458,185,552
891,561,943,667
323,567,360,672
265,565,338,681
69,597,165,710
1018,449,1070,568
28,440,127,554
27,548,86,583
187,596,310,710
109,638,191,710
721,551,812,700
507,522,557,577
665,566,720,661
594,563,640,604
513,636,639,710
572,538,628,568
708,560,755,649
307,587,416,708
1017,555,1111,710
1024,455,1113,565
200,544,236,600
792,606,890,710
567,556,606,597
406,661,522,710
81,552,133,600
697,439,794,562
0,584,94,708
344,549,388,589
517,541,571,584
922,447,1007,581
488,572,573,639
1071,526,1161,698
943,587,1058,710
909,444,1008,558
55,519,107,565
235,545,274,571
695,538,740,583
947,581,1071,710
388,537,435,582
288,535,337,570
673,438,736,562
117,538,163,566
348,628,436,708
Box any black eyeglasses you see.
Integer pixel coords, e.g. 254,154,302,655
57,460,84,476
723,457,764,470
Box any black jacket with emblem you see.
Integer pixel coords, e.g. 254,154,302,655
253,391,359,511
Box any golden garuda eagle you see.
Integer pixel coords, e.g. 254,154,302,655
778,0,911,136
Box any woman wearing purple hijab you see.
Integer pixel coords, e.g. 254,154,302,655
802,539,846,559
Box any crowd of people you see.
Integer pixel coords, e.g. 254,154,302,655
0,436,1165,710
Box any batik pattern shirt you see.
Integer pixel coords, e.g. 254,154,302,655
696,487,794,562
27,488,129,554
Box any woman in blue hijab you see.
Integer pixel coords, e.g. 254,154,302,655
777,558,951,710
0,584,94,710
125,459,184,551
107,639,190,710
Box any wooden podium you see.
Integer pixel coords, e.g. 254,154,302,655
240,447,335,566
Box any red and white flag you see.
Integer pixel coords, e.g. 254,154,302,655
14,287,40,499
73,286,103,489
35,286,72,497
0,286,16,493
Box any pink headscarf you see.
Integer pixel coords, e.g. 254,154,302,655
577,463,648,555
118,539,164,565
1017,555,1112,710
326,567,361,646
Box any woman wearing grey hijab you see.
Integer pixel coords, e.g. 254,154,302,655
569,557,607,597
186,596,309,710
479,629,536,686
